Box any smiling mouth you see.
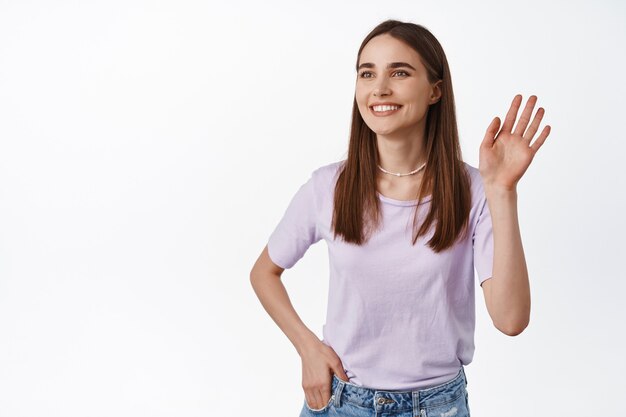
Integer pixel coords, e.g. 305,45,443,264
370,105,402,116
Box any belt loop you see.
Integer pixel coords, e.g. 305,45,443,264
461,366,468,387
333,379,345,407
412,390,420,417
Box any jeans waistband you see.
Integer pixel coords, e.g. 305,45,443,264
328,366,468,414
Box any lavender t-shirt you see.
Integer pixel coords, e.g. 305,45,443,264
267,160,494,391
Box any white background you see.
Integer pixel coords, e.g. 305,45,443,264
0,0,624,416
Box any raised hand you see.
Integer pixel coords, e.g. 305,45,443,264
479,94,551,190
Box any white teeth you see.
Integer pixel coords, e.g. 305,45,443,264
372,105,400,112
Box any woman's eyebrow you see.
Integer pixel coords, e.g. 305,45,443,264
357,62,417,71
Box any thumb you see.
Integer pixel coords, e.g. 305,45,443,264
481,117,501,149
332,365,350,382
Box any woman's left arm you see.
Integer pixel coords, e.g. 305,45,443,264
479,94,551,336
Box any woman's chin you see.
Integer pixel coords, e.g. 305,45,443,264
369,126,401,136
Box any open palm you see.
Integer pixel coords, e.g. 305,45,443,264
479,94,551,190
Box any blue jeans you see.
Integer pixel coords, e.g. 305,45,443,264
300,367,470,417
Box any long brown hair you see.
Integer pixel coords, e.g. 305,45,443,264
331,19,471,253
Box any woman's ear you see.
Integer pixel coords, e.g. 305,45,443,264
429,80,443,104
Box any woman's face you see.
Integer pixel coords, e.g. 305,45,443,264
355,34,441,139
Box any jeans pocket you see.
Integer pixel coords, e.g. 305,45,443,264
424,388,468,417
304,394,334,414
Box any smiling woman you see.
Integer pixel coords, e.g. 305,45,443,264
356,36,442,148
340,26,461,250
250,18,550,417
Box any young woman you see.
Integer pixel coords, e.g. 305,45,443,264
250,19,550,417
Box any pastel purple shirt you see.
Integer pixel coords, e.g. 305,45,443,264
267,160,494,391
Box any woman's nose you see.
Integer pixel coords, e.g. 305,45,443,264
373,79,391,97
373,86,391,97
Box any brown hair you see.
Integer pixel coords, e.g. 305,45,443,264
331,19,471,252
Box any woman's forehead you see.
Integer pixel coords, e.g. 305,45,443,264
359,35,421,67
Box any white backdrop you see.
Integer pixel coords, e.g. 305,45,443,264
0,1,624,416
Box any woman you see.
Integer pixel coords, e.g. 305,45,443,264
250,19,550,417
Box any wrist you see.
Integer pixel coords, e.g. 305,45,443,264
294,329,321,357
484,183,518,197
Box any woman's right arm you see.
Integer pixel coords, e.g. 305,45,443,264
249,244,349,409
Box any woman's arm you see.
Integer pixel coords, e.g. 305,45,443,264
250,245,350,409
250,245,320,355
478,94,551,336
481,186,530,336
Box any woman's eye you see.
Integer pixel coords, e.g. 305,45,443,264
358,71,409,78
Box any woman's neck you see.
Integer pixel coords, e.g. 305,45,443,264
376,137,427,175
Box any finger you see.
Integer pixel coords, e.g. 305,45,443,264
513,95,537,137
500,94,523,134
335,369,350,382
481,117,501,149
305,390,321,409
530,125,551,153
310,390,323,409
523,107,545,142
305,392,316,409
331,363,349,382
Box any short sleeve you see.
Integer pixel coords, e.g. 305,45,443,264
267,172,322,269
473,190,494,286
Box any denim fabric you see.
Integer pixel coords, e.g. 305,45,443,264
300,367,470,417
